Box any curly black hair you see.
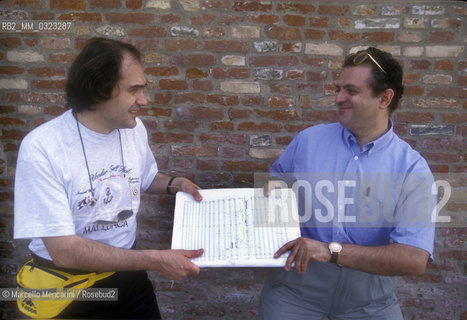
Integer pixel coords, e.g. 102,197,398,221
65,37,141,113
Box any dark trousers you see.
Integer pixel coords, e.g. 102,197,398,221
57,270,162,319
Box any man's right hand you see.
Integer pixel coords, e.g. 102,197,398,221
153,249,204,281
44,235,204,281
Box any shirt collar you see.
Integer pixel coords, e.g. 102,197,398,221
341,120,394,154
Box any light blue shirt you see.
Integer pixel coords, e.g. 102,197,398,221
271,122,436,260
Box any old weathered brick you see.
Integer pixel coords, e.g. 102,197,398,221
174,92,205,104
126,0,142,9
249,135,271,147
211,121,233,131
277,3,315,14
228,108,251,119
253,41,277,53
28,67,65,77
212,68,250,79
197,159,217,171
207,95,239,106
283,14,306,26
353,4,377,15
152,132,191,144
281,42,302,53
285,70,304,80
362,32,394,42
49,53,77,64
145,66,179,77
411,4,445,15
255,109,298,121
318,5,348,15
169,53,216,66
250,56,299,67
409,124,455,136
404,86,424,96
145,0,170,9
7,50,44,62
237,122,281,132
403,46,424,57
276,136,293,145
309,16,329,27
0,79,27,90
163,119,199,131
0,66,23,75
50,0,85,10
268,96,294,108
164,39,201,51
356,18,400,29
221,55,245,66
395,112,434,123
404,17,428,29
426,45,464,58
96,25,125,37
247,14,280,25
128,26,166,37
410,60,431,70
90,0,121,8
185,68,208,79
106,12,154,24
59,13,101,23
220,81,260,94
248,148,283,160
266,26,301,40
330,30,359,41
232,26,260,38
427,87,466,98
253,68,282,81
241,96,263,106
171,145,218,157
0,37,21,49
398,31,423,43
160,14,180,23
305,43,343,56
176,106,223,120
304,29,326,40
422,74,452,85
431,18,463,29
223,146,245,158
154,93,172,105
233,1,272,12
159,79,188,90
205,40,249,52
192,80,213,91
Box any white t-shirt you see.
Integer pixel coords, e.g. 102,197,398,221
14,110,159,260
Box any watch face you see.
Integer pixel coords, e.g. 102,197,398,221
329,242,342,252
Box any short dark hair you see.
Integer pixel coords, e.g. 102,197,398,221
65,37,141,113
343,47,404,114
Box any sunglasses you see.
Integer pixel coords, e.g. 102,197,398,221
353,51,387,75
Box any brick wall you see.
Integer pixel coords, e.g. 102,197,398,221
0,0,466,319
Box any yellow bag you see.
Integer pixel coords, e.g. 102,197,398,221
16,259,114,319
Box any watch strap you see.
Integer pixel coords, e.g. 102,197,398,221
330,251,339,264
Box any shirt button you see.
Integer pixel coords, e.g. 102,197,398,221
354,155,359,160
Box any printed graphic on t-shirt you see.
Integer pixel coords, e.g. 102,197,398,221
74,163,139,235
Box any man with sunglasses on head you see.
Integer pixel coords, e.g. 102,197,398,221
259,47,436,319
14,37,204,319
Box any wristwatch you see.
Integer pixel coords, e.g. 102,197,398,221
328,242,342,264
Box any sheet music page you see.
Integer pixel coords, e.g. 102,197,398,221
171,188,300,267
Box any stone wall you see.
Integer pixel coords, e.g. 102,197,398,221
0,1,466,319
